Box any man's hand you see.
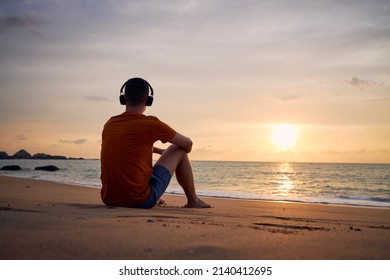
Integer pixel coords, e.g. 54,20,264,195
153,147,165,155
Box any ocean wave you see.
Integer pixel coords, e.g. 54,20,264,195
1,159,389,207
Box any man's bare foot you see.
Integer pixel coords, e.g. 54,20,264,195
184,197,211,208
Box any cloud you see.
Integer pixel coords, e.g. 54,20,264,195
348,77,368,89
0,15,43,32
367,97,390,103
277,95,301,102
347,77,383,90
16,134,26,141
323,148,390,155
85,96,109,102
60,139,87,145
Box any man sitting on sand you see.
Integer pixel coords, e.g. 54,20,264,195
100,77,210,209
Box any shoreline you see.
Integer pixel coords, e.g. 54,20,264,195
1,174,389,209
1,175,390,260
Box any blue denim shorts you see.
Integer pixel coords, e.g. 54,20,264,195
138,164,171,208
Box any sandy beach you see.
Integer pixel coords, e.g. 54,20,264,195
0,175,389,260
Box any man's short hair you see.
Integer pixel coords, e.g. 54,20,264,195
124,78,149,106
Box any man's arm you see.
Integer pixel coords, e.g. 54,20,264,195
169,132,193,153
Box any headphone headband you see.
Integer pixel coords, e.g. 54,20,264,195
119,77,154,106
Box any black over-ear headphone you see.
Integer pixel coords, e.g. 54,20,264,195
119,77,154,106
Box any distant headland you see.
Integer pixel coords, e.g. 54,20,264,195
0,149,84,160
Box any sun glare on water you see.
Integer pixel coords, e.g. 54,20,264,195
272,124,298,149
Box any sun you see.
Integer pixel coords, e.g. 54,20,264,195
272,124,298,149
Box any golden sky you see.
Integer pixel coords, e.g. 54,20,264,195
0,0,389,163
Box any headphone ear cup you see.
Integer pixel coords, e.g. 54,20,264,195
145,96,153,106
119,95,126,105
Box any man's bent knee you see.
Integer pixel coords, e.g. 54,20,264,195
156,145,188,174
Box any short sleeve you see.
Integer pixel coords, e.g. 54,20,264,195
152,117,176,143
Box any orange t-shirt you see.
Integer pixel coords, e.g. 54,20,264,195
100,112,176,207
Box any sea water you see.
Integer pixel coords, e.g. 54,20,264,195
0,159,389,207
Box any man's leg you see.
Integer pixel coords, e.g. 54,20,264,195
155,145,210,208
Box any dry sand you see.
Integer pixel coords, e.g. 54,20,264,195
0,175,389,260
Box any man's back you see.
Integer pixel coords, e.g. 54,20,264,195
100,112,175,207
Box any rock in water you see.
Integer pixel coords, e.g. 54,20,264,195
35,165,60,171
0,165,22,171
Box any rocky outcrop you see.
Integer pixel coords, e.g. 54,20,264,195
32,153,67,160
0,149,82,160
12,149,31,159
0,151,10,159
34,165,60,171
